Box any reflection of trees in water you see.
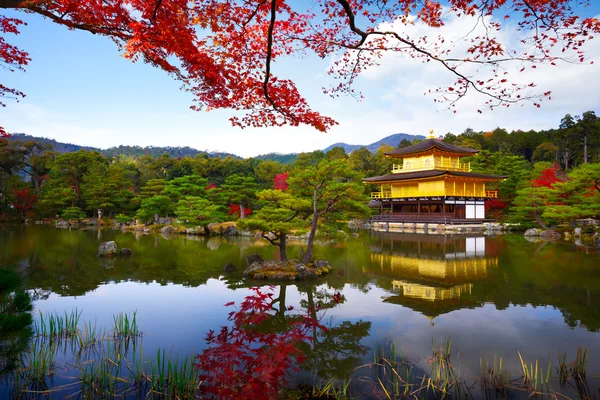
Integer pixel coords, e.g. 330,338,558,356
0,270,33,376
297,286,371,380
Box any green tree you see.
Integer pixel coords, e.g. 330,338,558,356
253,160,285,188
39,150,106,211
136,195,172,223
81,163,135,217
238,190,310,261
173,196,227,234
325,146,348,161
0,270,33,375
552,163,600,220
133,178,166,208
163,175,209,199
532,142,558,163
289,159,370,263
61,206,86,221
219,174,258,219
511,186,560,228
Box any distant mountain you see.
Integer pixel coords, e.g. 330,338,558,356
7,132,425,161
323,133,425,153
8,133,98,153
7,134,240,159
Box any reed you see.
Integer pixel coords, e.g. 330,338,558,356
310,378,351,400
113,311,141,339
480,354,510,391
35,309,81,339
558,346,589,383
19,339,56,391
146,348,199,398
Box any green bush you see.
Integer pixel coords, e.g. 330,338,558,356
61,207,86,221
114,213,131,224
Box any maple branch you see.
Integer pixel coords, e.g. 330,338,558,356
335,0,368,47
152,0,163,21
333,0,540,105
26,6,133,40
263,0,277,109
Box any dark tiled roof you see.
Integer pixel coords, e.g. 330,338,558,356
363,170,507,183
367,200,383,208
385,139,480,156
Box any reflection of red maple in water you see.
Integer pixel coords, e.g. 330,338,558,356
195,287,331,399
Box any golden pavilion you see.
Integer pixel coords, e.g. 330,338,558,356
363,131,506,222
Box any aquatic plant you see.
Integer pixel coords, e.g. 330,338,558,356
112,311,140,339
34,309,81,339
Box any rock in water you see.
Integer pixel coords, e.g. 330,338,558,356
224,263,237,273
294,263,318,280
160,225,175,235
120,248,132,257
98,241,118,257
246,253,264,267
56,220,69,228
524,228,540,237
540,230,561,240
223,225,237,236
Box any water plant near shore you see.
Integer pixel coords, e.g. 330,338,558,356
1,299,598,400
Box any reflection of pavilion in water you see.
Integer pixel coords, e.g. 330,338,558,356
368,233,500,319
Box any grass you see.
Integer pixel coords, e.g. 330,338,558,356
146,349,199,398
4,313,598,400
558,346,589,383
113,311,140,339
34,309,81,339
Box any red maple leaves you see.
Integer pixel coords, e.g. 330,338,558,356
1,0,598,130
533,165,563,188
273,172,289,191
12,188,37,215
228,203,252,217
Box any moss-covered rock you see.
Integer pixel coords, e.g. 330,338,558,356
243,259,332,281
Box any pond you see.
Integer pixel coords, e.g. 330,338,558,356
0,225,599,399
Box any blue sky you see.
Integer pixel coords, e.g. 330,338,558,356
1,3,599,157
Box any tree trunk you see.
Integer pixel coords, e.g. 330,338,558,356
584,136,588,164
302,187,320,264
533,207,549,230
275,285,287,319
240,203,245,220
279,232,288,261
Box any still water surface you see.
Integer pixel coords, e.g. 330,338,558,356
1,226,599,397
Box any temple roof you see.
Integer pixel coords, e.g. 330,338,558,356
363,170,507,183
385,139,480,157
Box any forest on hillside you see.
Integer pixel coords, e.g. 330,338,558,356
1,111,599,231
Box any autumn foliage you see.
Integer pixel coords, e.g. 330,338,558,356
0,0,599,133
228,203,251,217
195,287,325,399
11,188,36,216
273,172,289,191
532,164,564,188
